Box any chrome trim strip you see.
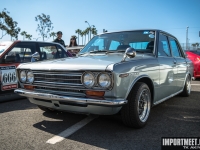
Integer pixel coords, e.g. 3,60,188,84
33,73,82,76
153,90,183,105
34,89,85,97
14,89,127,106
33,81,83,86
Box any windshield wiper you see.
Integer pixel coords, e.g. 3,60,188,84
89,50,115,53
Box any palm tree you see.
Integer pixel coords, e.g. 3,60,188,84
75,29,81,45
49,32,56,40
195,43,199,49
20,31,27,40
85,28,90,43
26,34,32,40
91,27,97,37
83,29,88,45
80,31,84,45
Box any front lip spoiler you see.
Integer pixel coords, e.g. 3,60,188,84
14,89,127,106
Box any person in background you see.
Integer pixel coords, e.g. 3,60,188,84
68,36,79,54
53,31,66,47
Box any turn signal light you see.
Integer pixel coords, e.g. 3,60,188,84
24,85,35,90
86,90,105,97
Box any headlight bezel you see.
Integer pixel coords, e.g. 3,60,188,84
82,72,96,88
19,70,27,83
97,73,112,89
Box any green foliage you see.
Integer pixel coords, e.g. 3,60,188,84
0,8,21,39
21,31,32,40
35,13,53,41
49,32,56,40
75,26,97,45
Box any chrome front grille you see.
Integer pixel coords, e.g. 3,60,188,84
32,70,85,89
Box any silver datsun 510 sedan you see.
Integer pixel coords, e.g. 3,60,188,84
15,29,193,128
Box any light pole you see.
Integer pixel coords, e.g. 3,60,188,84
186,26,189,50
85,21,91,40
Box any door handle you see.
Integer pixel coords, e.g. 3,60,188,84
173,61,177,64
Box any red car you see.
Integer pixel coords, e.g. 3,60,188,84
0,40,72,102
186,50,200,80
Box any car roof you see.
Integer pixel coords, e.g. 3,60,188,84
15,40,60,44
98,29,176,38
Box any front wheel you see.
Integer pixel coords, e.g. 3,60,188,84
121,82,151,128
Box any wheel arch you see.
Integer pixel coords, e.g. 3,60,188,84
125,75,155,104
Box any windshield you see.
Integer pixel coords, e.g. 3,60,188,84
80,30,155,54
0,41,13,56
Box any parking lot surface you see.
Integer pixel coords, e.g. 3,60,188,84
0,81,200,150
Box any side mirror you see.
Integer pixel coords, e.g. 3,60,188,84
4,55,16,63
32,52,40,60
122,47,136,62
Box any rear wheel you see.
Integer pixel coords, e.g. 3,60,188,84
37,105,54,112
121,82,151,128
180,75,191,97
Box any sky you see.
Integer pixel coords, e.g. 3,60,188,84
0,0,200,45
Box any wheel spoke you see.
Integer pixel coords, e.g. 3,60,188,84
138,89,150,122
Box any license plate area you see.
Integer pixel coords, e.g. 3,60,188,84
0,66,18,91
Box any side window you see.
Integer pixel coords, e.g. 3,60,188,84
169,37,182,57
56,45,68,58
158,34,171,57
109,40,120,50
39,44,58,60
7,43,36,63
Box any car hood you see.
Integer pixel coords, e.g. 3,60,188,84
18,53,154,71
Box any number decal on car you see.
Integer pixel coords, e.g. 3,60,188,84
0,66,18,91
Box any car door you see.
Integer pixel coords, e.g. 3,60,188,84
156,33,178,101
168,37,187,91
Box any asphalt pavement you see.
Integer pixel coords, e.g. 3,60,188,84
0,81,199,150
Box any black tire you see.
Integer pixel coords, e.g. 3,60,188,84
180,75,191,97
37,105,54,112
121,82,151,128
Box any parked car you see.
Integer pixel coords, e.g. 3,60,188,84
15,30,193,128
185,50,200,80
0,40,72,102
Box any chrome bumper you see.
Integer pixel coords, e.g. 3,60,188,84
14,89,127,106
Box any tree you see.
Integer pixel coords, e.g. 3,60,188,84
49,32,56,40
20,31,27,40
195,43,199,48
26,34,32,40
75,29,81,45
0,8,21,40
192,43,196,48
85,28,90,43
83,29,88,45
91,27,97,37
80,31,84,45
35,13,53,41
20,31,32,40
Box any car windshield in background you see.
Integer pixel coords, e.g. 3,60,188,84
0,41,13,56
80,30,155,54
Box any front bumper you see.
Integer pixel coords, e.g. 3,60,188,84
14,89,127,106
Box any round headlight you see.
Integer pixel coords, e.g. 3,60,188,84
20,70,26,83
98,73,111,88
27,71,34,83
82,72,95,88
